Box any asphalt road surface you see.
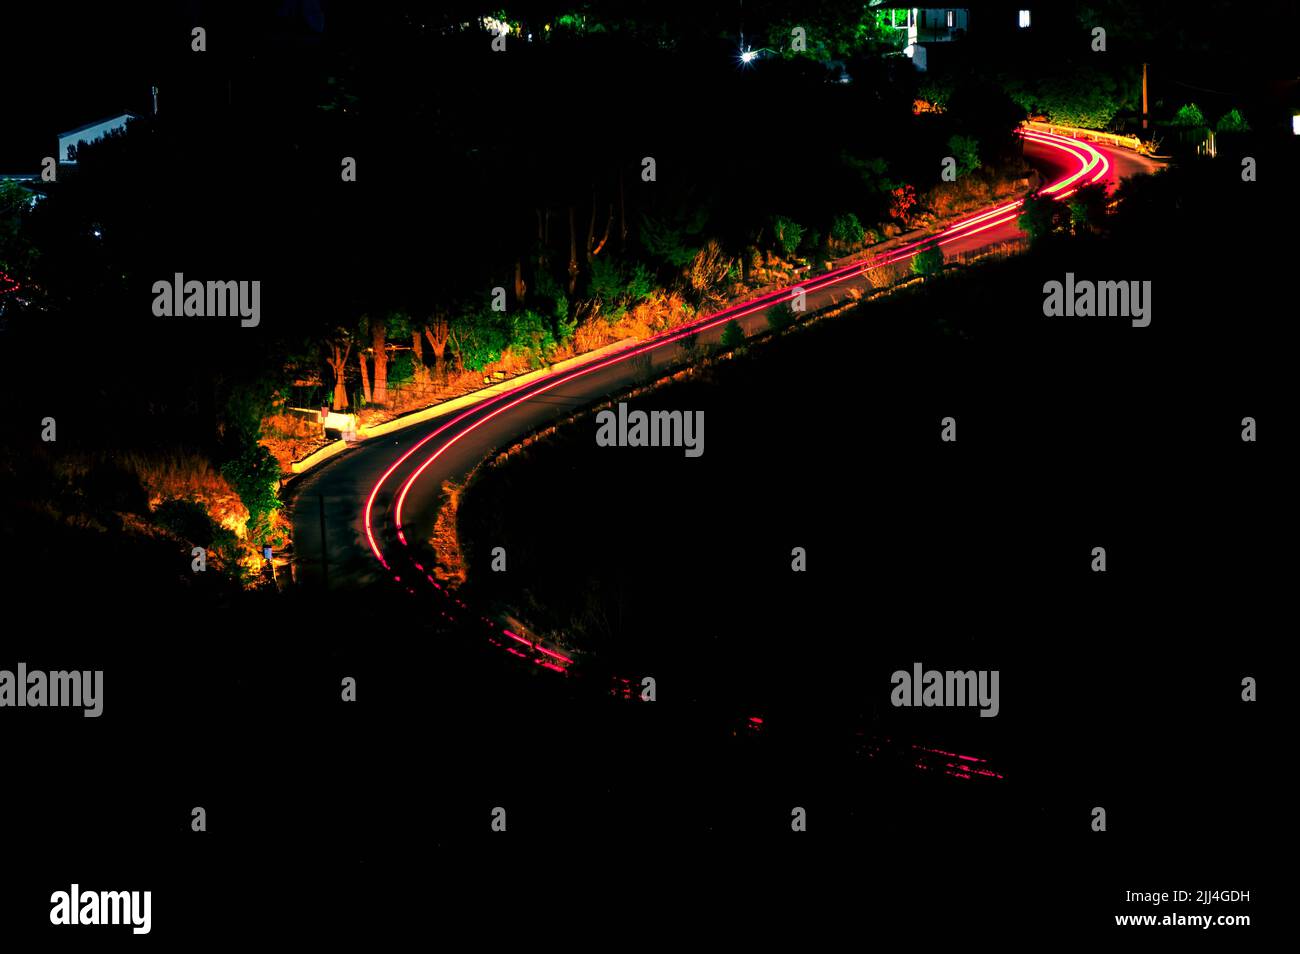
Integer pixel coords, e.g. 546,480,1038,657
289,131,1162,621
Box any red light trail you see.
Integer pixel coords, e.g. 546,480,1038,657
360,129,1108,677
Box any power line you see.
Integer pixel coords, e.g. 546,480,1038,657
1162,76,1241,97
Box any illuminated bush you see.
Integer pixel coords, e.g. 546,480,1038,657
1172,103,1207,128
830,212,866,247
220,443,281,541
1216,109,1250,133
771,215,805,258
509,309,558,367
910,246,944,276
1016,193,1064,243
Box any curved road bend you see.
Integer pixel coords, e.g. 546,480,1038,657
290,132,1162,660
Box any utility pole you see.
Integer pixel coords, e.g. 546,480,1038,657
1141,62,1149,131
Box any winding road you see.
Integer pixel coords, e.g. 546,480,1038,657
289,130,1161,677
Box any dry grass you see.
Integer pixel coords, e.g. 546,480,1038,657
951,238,1028,265
60,449,223,497
922,162,1033,220
51,447,256,550
862,259,911,289
427,479,468,587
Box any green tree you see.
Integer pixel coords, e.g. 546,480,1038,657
947,134,980,176
764,1,907,60
720,319,746,349
533,268,575,346
1216,109,1250,133
771,216,805,259
1004,65,1131,129
830,212,866,247
373,310,412,405
640,208,707,269
0,181,38,279
766,302,796,331
587,256,655,322
1017,194,1064,243
1067,183,1109,235
840,153,896,197
509,309,558,367
1172,103,1207,127
220,443,281,543
450,308,508,372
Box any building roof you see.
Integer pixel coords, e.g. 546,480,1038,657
57,113,140,140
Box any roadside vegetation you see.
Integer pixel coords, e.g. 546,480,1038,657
1,3,1286,585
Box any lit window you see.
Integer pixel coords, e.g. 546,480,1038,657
947,10,955,28
1018,10,1031,28
1293,114,1300,135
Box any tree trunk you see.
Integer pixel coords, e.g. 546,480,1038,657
358,347,372,405
513,259,527,304
590,203,613,259
425,314,450,378
411,328,428,385
371,321,388,405
328,341,351,410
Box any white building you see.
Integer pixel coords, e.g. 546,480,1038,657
57,113,138,164
901,8,970,71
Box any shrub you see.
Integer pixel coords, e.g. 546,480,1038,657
220,443,281,540
910,245,944,276
588,257,655,323
720,320,746,349
771,215,805,258
1216,109,1250,133
766,302,796,331
509,309,558,367
1016,193,1063,243
947,134,980,176
1172,102,1207,128
455,308,508,371
1067,182,1109,235
830,212,866,247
